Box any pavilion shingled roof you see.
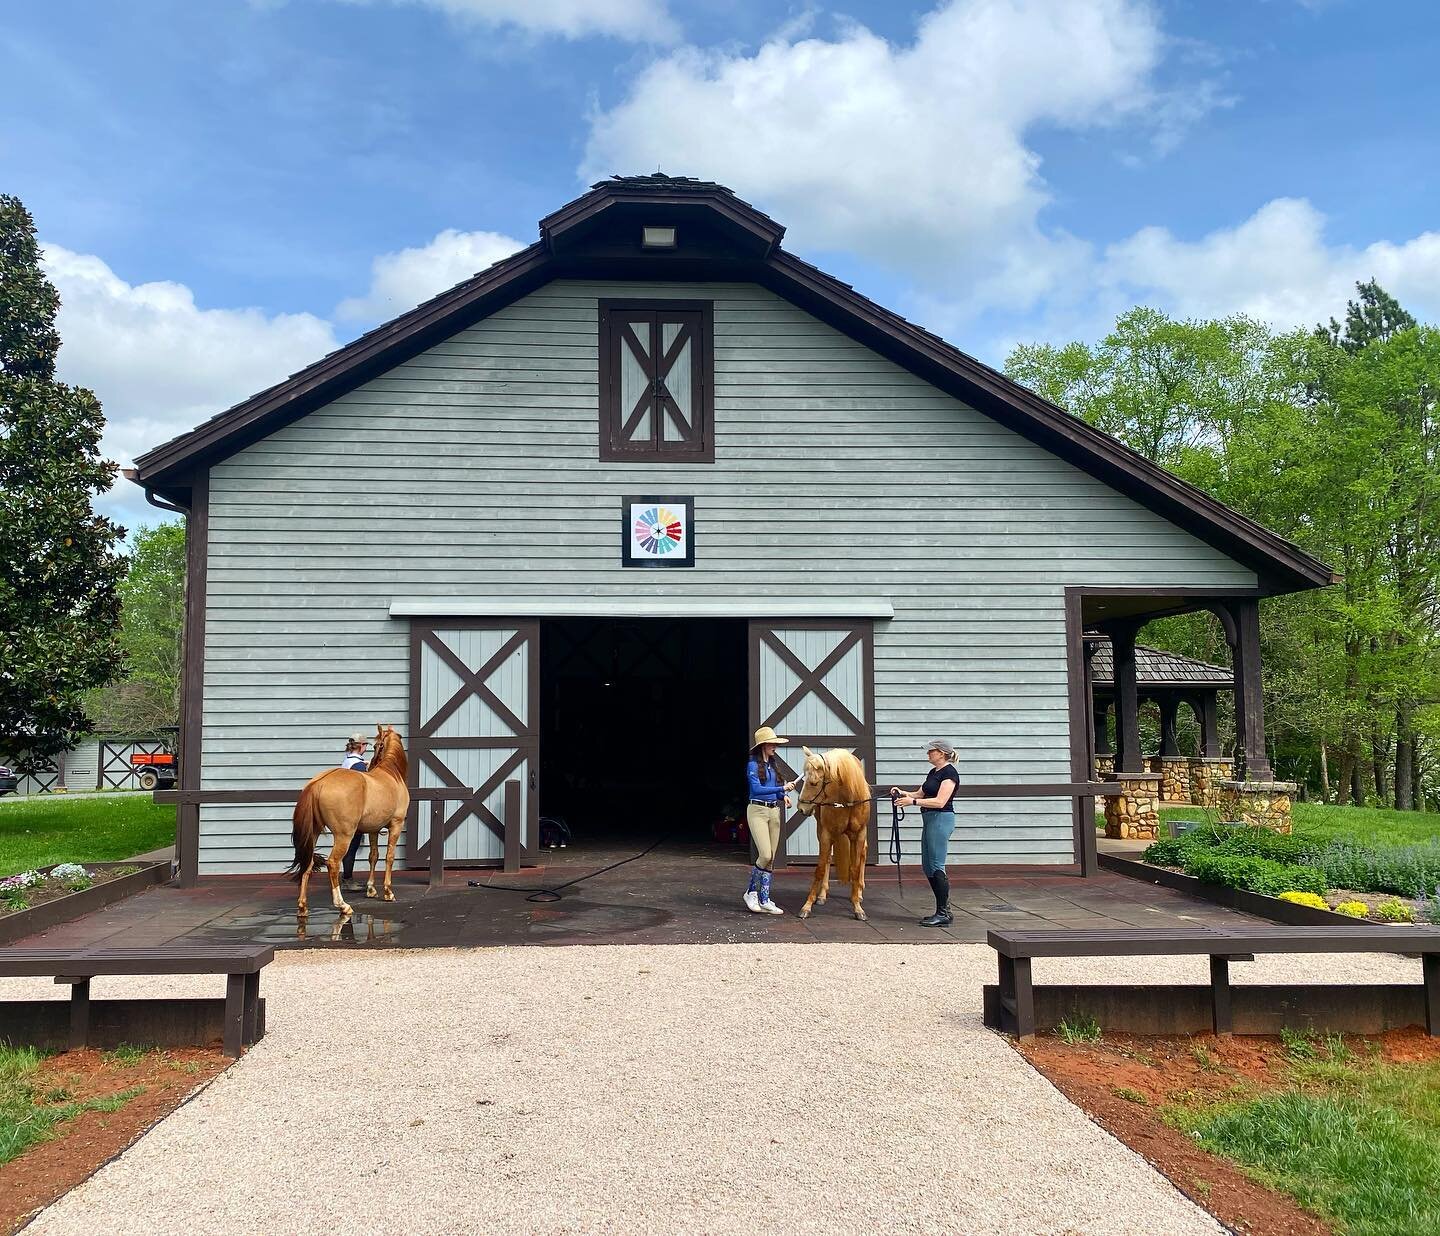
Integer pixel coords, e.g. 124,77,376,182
1089,640,1232,688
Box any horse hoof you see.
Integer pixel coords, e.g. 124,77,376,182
296,906,308,918
338,902,353,917
366,886,378,898
382,891,396,902
798,907,812,920
853,909,867,921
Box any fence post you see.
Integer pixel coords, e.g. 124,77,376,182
503,780,521,874
429,799,445,889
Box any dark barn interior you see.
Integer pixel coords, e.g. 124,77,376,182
537,618,748,851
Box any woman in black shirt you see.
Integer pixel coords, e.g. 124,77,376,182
892,740,959,926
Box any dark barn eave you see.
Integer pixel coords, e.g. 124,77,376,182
129,174,1336,595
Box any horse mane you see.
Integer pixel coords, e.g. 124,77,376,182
372,728,408,782
822,748,868,801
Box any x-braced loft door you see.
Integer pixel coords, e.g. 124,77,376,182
408,621,538,867
749,621,877,865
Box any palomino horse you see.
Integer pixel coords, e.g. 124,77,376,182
287,724,410,918
793,746,871,921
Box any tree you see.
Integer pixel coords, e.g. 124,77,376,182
1005,291,1440,807
1005,307,1284,469
89,523,186,734
0,194,125,773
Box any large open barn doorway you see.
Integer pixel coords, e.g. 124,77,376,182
538,618,748,854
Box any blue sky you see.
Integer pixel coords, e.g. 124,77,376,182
3,0,1437,529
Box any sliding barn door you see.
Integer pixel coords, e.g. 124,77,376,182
407,621,538,867
748,621,877,865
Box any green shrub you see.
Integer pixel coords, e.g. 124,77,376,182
1334,900,1370,918
1374,898,1415,923
1277,890,1329,910
1185,851,1328,897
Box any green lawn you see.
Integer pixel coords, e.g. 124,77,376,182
1153,801,1440,848
0,795,175,876
1168,1037,1440,1236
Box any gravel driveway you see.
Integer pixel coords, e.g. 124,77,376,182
14,943,1421,1236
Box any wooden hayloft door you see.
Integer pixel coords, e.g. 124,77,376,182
748,621,877,865
407,621,538,867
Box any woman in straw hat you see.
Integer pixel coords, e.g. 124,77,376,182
743,726,795,914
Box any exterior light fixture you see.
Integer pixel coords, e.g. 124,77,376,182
641,225,677,249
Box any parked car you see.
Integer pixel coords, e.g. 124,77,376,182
0,765,16,796
131,751,178,791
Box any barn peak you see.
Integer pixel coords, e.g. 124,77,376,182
539,173,785,260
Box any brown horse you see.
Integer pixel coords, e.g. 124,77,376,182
287,724,410,918
793,746,870,921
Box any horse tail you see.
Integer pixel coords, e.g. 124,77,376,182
287,781,323,880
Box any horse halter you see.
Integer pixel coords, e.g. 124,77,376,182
797,755,831,814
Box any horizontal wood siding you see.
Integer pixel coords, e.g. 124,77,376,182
198,280,1255,873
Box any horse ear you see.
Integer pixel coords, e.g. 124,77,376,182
802,745,813,757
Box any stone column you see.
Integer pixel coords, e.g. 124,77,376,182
1217,779,1298,833
1102,771,1162,841
1188,756,1235,806
1157,756,1192,803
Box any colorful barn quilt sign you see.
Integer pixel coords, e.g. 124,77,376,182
622,495,694,567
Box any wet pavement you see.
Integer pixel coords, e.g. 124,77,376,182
9,841,1267,952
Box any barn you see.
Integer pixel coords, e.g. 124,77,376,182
125,175,1335,884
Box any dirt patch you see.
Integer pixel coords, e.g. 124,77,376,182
1018,1027,1440,1236
0,1047,228,1234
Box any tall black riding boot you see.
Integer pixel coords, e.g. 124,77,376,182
919,870,952,927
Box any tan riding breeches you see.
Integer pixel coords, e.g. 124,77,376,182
747,803,782,871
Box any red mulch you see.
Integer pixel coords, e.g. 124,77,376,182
1017,1026,1440,1236
1,1047,229,1234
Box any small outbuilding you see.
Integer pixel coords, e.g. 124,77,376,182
126,176,1335,881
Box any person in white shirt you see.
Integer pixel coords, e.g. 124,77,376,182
339,732,369,890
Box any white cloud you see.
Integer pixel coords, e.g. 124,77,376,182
336,0,679,42
335,228,526,323
582,0,1209,296
1100,198,1440,328
43,244,341,531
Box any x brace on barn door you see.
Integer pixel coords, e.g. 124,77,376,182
749,621,878,866
408,621,538,867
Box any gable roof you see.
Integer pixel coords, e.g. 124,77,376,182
1088,640,1233,690
128,174,1336,593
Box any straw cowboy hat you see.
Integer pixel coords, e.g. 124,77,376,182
751,726,788,747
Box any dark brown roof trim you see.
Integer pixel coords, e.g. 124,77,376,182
131,241,552,479
129,179,1334,592
541,175,785,255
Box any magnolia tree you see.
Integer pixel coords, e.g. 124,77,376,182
0,194,125,774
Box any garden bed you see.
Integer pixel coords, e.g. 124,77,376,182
1124,823,1440,926
0,1044,228,1235
1016,1024,1440,1236
0,863,167,946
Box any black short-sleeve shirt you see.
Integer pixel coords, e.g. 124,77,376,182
922,764,959,812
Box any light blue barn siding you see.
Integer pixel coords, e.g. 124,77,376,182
197,280,1254,873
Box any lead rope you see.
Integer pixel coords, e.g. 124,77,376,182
888,790,904,891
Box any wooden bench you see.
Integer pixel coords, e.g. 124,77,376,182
987,927,1440,1039
0,945,275,1058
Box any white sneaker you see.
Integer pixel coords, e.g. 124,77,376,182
760,899,784,915
743,890,763,913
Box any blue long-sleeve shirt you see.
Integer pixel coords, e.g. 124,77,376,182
746,759,786,804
